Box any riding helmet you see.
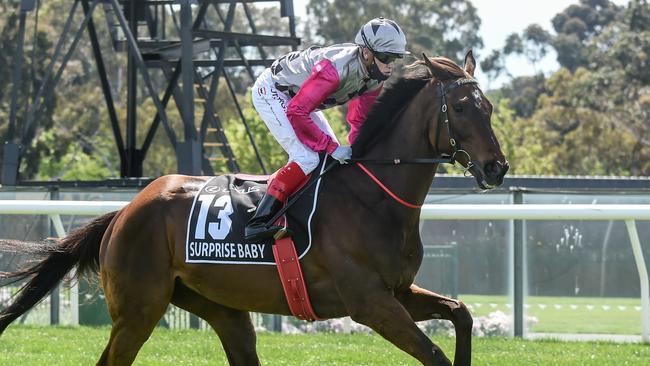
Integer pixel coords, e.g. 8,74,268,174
354,17,410,56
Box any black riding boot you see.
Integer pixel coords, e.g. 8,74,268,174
245,193,283,240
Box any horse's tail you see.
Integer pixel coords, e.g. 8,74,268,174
0,211,118,335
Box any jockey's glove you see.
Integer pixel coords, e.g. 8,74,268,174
331,145,352,164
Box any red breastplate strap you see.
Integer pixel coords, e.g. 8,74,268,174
356,162,423,209
272,236,322,321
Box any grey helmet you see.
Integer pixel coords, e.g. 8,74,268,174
354,17,409,56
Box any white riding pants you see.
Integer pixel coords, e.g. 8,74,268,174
252,68,338,174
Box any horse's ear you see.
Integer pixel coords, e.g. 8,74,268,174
421,53,446,80
464,49,476,77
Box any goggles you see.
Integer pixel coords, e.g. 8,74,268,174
373,52,401,64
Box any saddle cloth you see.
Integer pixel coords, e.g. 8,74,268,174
185,157,328,265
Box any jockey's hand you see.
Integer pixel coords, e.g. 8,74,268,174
331,145,352,164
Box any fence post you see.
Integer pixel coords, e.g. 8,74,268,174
512,188,524,338
625,220,650,343
49,189,60,325
450,242,459,299
189,314,200,329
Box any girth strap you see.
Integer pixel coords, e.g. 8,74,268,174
272,236,322,322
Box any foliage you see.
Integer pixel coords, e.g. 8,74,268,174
550,0,623,71
224,91,347,174
282,311,538,338
305,0,483,62
493,66,643,176
481,0,625,91
0,0,56,177
484,0,650,176
502,24,552,73
1,0,648,180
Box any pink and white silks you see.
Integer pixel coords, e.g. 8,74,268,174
252,59,381,175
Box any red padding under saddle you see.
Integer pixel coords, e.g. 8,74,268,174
272,236,322,321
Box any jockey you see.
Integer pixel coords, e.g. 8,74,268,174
245,17,409,240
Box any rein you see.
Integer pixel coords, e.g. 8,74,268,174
263,75,483,224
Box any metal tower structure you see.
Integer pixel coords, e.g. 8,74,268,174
2,0,300,185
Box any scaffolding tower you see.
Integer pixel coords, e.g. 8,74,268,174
2,0,300,185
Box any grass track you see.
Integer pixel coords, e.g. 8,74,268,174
1,325,650,365
459,295,644,335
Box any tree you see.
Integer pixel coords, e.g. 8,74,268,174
580,0,650,175
482,0,650,177
521,24,552,72
550,0,624,71
305,0,483,62
499,24,551,75
496,74,546,119
479,49,506,89
0,0,56,177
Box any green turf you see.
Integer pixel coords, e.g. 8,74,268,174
1,325,649,365
459,294,643,335
12,293,644,336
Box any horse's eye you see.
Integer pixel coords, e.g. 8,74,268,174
453,96,468,112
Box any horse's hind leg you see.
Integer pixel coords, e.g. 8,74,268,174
171,281,260,366
397,284,473,366
95,272,173,366
95,276,173,366
96,223,175,365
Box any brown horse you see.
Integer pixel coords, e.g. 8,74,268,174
0,51,508,366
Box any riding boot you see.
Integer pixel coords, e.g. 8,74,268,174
245,162,307,240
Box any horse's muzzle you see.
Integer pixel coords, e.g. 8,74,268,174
469,159,508,189
481,160,509,188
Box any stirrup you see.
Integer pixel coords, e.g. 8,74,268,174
245,223,293,241
274,227,291,239
245,223,280,241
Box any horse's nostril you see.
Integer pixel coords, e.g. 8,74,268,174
500,161,510,175
483,160,508,184
485,162,498,176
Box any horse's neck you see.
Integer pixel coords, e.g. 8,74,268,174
358,81,441,213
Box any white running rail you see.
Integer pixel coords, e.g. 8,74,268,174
0,200,129,326
0,201,648,342
420,204,650,343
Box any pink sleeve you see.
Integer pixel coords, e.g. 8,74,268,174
286,59,340,154
346,85,383,145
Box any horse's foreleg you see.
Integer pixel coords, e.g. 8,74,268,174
333,272,452,366
171,282,260,366
397,284,472,366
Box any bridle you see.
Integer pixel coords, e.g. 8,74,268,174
433,77,481,178
349,75,487,209
350,75,482,176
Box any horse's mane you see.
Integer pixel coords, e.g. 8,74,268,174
351,57,467,157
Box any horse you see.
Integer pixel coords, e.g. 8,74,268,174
0,51,508,366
